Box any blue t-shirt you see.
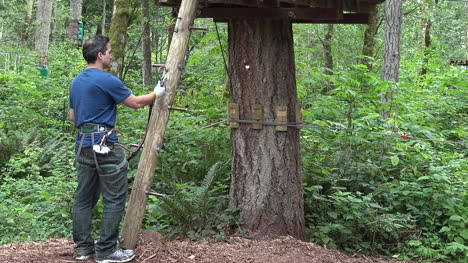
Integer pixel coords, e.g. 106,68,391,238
69,68,131,147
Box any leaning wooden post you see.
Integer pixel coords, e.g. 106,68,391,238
120,0,198,249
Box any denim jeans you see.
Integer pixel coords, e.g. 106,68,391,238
73,144,128,258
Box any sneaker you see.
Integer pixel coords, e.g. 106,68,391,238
76,251,95,260
95,248,135,263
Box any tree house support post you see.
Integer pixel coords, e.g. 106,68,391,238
120,0,198,249
228,18,305,240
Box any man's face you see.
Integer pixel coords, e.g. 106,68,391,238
101,43,112,69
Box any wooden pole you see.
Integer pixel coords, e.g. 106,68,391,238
120,0,198,249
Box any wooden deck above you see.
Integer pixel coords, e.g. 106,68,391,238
155,0,385,24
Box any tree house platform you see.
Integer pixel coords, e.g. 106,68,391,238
155,0,385,24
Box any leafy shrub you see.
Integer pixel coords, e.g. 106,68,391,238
145,162,240,240
0,174,75,244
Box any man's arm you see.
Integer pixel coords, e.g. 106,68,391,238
122,82,165,109
122,93,157,109
70,108,75,122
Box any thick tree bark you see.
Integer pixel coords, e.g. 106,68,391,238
228,18,305,240
68,0,82,43
141,0,152,87
361,4,379,71
109,0,130,78
35,0,53,67
380,0,403,120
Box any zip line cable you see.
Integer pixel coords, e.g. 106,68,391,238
155,116,467,146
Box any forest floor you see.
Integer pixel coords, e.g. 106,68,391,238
0,230,413,263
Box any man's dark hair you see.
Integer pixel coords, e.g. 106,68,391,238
82,35,110,64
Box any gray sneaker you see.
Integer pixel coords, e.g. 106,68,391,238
76,251,95,260
95,248,135,263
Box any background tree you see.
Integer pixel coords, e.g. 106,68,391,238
108,0,130,78
361,4,380,71
380,0,403,120
68,0,82,44
141,0,152,87
19,0,35,45
420,0,432,76
35,0,53,67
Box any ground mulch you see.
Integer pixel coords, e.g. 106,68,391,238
0,231,412,263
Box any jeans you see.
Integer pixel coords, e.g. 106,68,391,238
73,144,128,258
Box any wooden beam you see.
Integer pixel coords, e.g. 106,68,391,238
213,13,370,24
200,7,343,20
121,0,198,250
156,0,385,5
295,13,370,24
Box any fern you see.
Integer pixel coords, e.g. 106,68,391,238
154,162,238,239
0,127,74,178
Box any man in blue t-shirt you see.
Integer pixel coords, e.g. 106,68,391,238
69,35,165,263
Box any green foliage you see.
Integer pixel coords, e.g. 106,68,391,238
0,174,75,244
145,162,240,240
300,54,467,262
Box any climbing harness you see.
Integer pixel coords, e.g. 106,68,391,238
75,123,127,175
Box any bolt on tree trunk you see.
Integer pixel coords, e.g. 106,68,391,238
228,18,305,240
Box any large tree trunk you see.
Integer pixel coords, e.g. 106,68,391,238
228,18,305,240
109,0,130,78
141,0,152,87
361,4,379,71
380,0,403,120
35,0,53,67
68,0,82,44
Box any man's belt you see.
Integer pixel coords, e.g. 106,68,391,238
79,123,111,133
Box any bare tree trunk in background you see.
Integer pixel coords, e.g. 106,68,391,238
321,24,334,91
361,4,379,71
141,0,152,87
228,18,305,240
68,0,82,44
35,0,53,67
20,0,35,44
109,0,130,78
0,0,3,41
420,2,432,76
380,0,403,120
102,0,107,36
322,24,334,76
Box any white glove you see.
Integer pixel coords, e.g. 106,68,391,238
153,81,166,97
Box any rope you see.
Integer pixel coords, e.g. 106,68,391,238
168,120,226,140
214,22,233,89
297,123,468,146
